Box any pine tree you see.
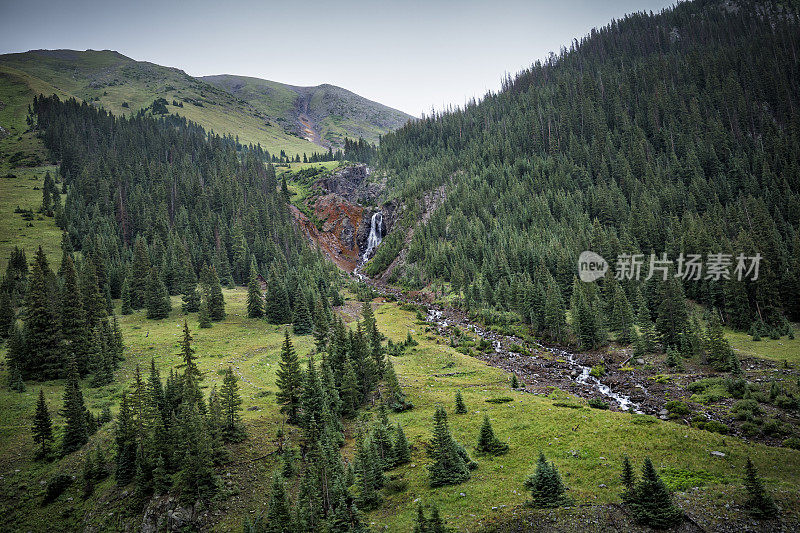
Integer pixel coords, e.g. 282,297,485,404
145,267,171,319
0,289,14,337
120,277,133,315
60,358,88,455
204,265,225,321
115,393,137,485
524,452,569,508
32,389,54,460
292,288,313,335
175,402,217,502
621,455,635,502
24,246,62,379
59,254,88,373
180,251,200,314
429,406,471,487
394,423,411,466
130,236,151,309
705,311,735,371
743,457,778,518
276,331,303,424
220,366,245,442
265,269,291,324
198,292,212,328
627,457,683,528
655,277,688,349
264,472,294,532
543,280,568,342
246,269,263,318
476,415,508,456
454,390,467,414
179,320,203,409
313,299,329,352
340,356,360,418
384,358,412,412
510,373,519,389
356,438,383,510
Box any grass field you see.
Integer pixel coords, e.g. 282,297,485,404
1,288,798,531
727,328,800,364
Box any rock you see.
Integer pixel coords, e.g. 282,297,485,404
710,451,726,458
598,484,607,488
659,409,669,416
459,492,466,497
636,358,645,365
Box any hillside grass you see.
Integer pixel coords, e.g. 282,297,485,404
726,328,800,364
1,291,799,531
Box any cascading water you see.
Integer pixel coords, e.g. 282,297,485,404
362,211,383,261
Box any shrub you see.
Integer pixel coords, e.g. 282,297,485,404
589,364,606,378
741,421,761,437
782,436,800,450
731,399,761,421
703,420,729,434
384,477,408,494
486,397,513,404
588,398,609,410
665,400,690,417
774,394,798,410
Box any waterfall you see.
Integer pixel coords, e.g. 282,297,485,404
362,211,383,261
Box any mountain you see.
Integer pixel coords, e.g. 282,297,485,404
0,49,409,156
200,74,414,147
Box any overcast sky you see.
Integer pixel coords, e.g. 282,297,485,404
0,0,676,117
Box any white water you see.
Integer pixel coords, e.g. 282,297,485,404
426,308,641,413
362,211,384,261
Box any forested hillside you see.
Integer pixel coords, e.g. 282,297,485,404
371,0,800,344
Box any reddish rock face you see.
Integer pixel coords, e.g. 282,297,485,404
291,194,365,272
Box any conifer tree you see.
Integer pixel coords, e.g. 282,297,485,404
24,246,62,379
543,281,568,342
204,265,225,321
130,236,151,309
60,358,88,455
145,267,171,319
454,390,467,414
476,415,508,456
264,472,294,532
362,301,384,376
655,277,688,349
429,406,471,487
340,356,360,418
0,289,14,337
220,366,245,442
292,288,313,335
620,455,635,502
120,277,133,315
276,331,303,424
32,389,54,460
59,254,87,373
179,321,204,409
313,299,329,352
524,452,569,508
743,457,778,518
394,423,411,466
385,358,412,412
246,269,263,318
705,311,736,371
175,402,217,502
180,250,200,314
198,292,212,328
627,457,683,528
265,269,291,324
356,438,383,510
115,394,137,485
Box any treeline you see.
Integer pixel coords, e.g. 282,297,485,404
372,0,800,334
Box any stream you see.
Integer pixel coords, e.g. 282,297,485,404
424,307,643,413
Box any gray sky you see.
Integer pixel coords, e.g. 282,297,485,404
0,0,676,117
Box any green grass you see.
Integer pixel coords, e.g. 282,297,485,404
726,327,800,364
0,166,64,272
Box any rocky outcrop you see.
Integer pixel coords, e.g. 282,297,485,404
291,164,400,272
141,496,207,532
